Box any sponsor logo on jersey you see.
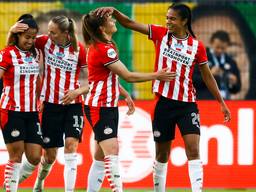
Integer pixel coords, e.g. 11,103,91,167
24,56,33,63
56,52,65,58
174,42,184,49
163,47,193,66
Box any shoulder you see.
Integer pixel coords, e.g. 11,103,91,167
77,41,87,53
97,42,117,56
36,35,49,44
0,46,14,57
150,24,168,32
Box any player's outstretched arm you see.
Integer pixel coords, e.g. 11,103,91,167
108,60,176,83
199,63,231,122
96,7,149,35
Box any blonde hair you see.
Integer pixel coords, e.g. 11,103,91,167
51,15,78,51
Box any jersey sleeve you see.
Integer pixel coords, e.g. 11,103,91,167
148,24,168,42
78,42,87,68
35,35,48,51
195,41,208,65
0,49,11,71
100,44,119,67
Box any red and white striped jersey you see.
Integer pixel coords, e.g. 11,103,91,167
0,46,40,112
35,35,87,104
85,42,120,107
149,25,208,102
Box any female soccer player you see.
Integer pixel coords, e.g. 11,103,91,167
0,15,42,192
97,3,231,192
82,10,176,192
9,15,89,192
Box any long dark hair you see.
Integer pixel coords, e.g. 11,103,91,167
82,10,110,45
168,3,196,38
13,14,39,58
51,15,78,52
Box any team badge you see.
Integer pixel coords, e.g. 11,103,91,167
43,137,50,143
107,48,117,59
104,126,113,135
153,130,161,137
11,130,20,137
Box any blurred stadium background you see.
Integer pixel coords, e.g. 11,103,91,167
0,0,256,191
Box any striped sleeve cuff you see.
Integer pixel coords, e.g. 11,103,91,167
104,59,119,67
0,66,6,71
148,24,152,40
198,61,208,65
81,64,88,68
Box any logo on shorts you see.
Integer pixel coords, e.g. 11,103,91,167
76,128,81,134
104,126,113,135
11,130,20,137
153,131,161,137
43,137,50,144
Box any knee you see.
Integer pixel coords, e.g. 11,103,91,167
9,149,23,163
102,143,119,156
44,151,57,164
186,146,199,160
10,155,23,163
65,138,78,153
156,150,170,163
27,156,41,166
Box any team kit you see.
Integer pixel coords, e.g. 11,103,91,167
0,3,231,192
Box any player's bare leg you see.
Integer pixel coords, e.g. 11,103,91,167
33,148,57,192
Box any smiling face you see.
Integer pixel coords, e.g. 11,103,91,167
101,14,117,36
166,8,187,35
48,20,68,45
17,28,37,51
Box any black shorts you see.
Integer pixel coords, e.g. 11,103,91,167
152,96,200,142
84,106,118,142
41,102,84,148
0,110,43,145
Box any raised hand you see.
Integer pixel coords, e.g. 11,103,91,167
10,21,28,33
96,7,115,17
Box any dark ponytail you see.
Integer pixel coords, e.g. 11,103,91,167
169,3,196,38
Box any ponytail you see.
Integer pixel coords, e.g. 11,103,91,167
51,15,78,51
68,18,78,51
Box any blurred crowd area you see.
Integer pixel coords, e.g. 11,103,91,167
0,0,256,100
